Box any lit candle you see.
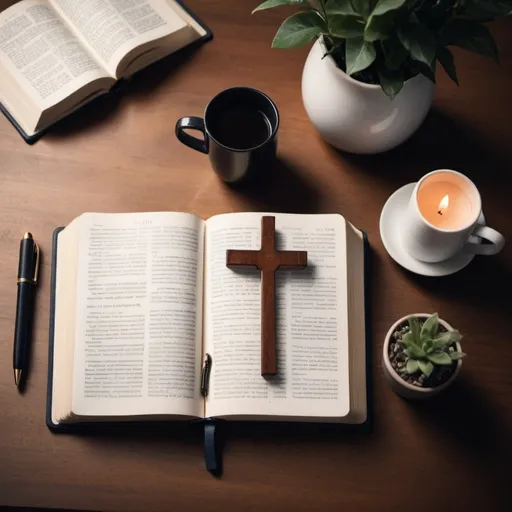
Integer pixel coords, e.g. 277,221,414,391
401,169,505,263
438,195,449,215
416,171,475,230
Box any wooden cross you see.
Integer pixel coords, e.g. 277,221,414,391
226,216,308,376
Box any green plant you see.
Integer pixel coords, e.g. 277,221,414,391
402,313,465,378
252,0,512,98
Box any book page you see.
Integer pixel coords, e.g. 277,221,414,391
50,0,189,77
345,222,367,424
52,219,80,425
203,213,350,420
71,212,204,419
0,0,109,109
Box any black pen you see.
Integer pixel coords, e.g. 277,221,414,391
13,232,39,388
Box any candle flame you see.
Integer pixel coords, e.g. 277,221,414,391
438,195,449,215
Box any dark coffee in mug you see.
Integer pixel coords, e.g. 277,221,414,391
210,108,272,150
175,87,279,183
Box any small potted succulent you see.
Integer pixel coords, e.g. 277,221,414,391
383,313,465,399
252,1,511,154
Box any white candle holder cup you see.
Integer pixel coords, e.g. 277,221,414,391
402,170,505,263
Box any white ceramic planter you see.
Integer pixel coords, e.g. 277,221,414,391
301,38,435,154
383,314,462,400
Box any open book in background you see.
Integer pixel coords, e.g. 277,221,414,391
0,0,212,143
48,212,370,430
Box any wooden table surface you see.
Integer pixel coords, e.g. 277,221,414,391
1,1,511,511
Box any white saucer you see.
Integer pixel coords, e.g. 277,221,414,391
379,183,485,277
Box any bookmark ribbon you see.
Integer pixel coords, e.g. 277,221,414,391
204,420,223,476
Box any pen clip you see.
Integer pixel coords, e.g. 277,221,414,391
200,353,212,397
33,243,40,284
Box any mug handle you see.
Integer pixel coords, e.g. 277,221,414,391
175,117,208,154
465,225,506,255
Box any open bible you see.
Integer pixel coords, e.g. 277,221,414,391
48,212,369,429
0,0,211,142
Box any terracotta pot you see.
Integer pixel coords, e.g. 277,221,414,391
383,314,462,400
301,37,435,154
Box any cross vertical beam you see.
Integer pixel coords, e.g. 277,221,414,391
226,216,308,376
261,268,276,375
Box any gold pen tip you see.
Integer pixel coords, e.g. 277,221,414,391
14,369,22,387
23,232,33,240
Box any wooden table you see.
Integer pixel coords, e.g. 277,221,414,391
1,1,511,510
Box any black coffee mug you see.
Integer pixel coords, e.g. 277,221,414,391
175,87,279,183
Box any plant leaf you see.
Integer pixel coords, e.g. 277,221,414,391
345,36,376,74
365,15,393,41
461,0,512,20
407,316,420,343
378,67,404,99
349,0,371,18
418,360,434,377
252,0,309,14
432,330,462,350
401,332,416,348
326,0,358,15
422,339,433,354
416,60,436,84
322,39,344,59
365,0,408,42
330,14,365,38
405,343,426,360
406,359,419,374
428,351,453,365
431,340,449,352
398,23,436,66
428,333,444,346
369,0,408,17
440,19,498,62
420,313,439,343
383,37,409,70
272,12,326,48
437,46,459,86
450,351,466,361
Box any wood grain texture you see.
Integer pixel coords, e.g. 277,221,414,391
0,1,511,511
226,216,307,375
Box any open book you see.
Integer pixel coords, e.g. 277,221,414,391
48,212,369,429
0,0,210,141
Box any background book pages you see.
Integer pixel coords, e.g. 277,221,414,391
0,0,211,141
